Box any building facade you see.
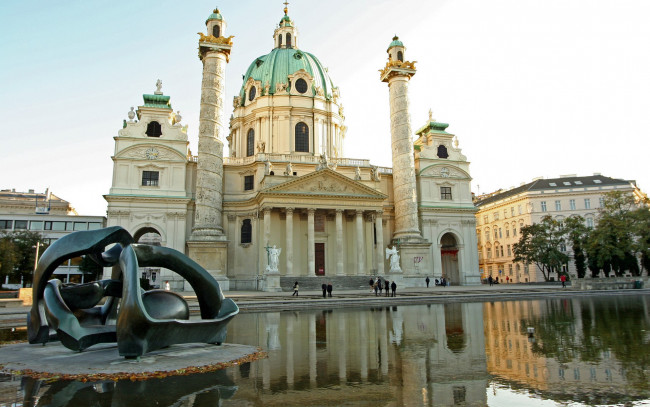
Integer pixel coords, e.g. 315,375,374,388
0,189,106,284
474,174,641,282
104,6,481,291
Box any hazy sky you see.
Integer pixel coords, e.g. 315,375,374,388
1,0,648,215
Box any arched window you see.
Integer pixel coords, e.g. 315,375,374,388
241,219,252,244
437,144,449,159
286,33,292,48
278,35,282,48
397,51,403,62
248,86,256,101
146,121,162,137
212,25,220,38
295,122,309,152
246,129,255,157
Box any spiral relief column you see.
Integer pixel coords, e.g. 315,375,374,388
187,8,233,288
380,36,431,278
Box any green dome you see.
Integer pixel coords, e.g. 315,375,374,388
206,8,223,24
238,48,336,105
387,35,404,51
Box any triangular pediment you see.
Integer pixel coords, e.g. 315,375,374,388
262,169,386,200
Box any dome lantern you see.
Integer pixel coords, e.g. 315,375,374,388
274,1,298,49
206,7,227,39
387,35,406,62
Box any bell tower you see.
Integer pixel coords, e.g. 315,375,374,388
274,1,298,49
187,7,233,288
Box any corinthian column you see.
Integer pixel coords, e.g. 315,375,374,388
356,210,365,274
336,209,344,275
307,209,315,276
286,208,294,276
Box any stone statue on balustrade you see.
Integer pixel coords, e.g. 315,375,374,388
386,245,402,273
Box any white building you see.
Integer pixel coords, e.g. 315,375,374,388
105,6,480,291
0,189,106,284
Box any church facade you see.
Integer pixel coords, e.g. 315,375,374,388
104,6,480,291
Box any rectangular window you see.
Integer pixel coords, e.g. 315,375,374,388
487,248,492,259
508,263,513,275
485,231,490,241
44,221,65,231
499,228,502,238
0,220,12,229
507,245,511,256
518,205,522,215
555,200,561,211
244,175,254,191
494,229,498,239
586,218,594,228
513,226,517,236
500,246,504,257
14,220,28,229
73,222,87,231
599,197,605,207
29,221,44,230
493,212,499,221
540,201,547,212
569,199,576,210
504,209,507,218
440,187,452,200
584,198,591,209
483,215,488,224
510,207,515,216
506,228,510,238
88,222,102,230
142,171,159,186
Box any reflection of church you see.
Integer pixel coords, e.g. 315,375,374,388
227,303,488,406
104,6,480,290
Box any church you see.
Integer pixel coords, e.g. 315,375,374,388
104,6,480,291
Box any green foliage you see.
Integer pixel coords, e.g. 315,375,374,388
586,191,648,276
0,230,45,285
78,255,104,282
564,215,589,278
513,215,568,281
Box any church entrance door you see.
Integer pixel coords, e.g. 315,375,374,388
440,233,460,285
315,243,325,275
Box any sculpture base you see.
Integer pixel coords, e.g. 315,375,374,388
261,273,282,292
186,240,229,290
0,342,263,381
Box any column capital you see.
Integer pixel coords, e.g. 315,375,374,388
307,208,316,215
285,207,294,215
376,210,384,217
227,214,236,221
263,207,272,215
335,209,344,214
356,209,364,216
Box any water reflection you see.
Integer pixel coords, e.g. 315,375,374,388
1,296,649,406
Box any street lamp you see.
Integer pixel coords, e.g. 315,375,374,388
31,241,43,288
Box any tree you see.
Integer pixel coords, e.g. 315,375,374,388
631,205,650,275
564,215,589,278
514,215,568,281
586,191,645,276
78,254,104,282
0,230,45,286
0,237,18,282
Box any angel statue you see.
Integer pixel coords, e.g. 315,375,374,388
266,245,282,273
385,246,402,272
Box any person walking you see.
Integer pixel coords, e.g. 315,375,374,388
377,277,383,294
327,282,333,297
369,277,375,293
391,281,397,297
425,276,430,288
560,274,566,288
373,281,379,296
322,283,327,298
384,279,390,296
488,276,493,286
292,281,299,296
164,280,170,291
506,276,509,284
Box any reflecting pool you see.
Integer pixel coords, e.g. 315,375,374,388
1,294,649,406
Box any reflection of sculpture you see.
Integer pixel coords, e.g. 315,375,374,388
386,246,401,272
266,245,281,272
27,226,239,358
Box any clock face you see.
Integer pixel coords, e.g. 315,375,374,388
145,148,160,160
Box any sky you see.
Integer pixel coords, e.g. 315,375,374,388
1,0,649,216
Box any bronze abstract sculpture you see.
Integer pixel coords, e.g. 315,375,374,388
27,226,239,358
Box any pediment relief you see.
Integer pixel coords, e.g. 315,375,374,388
117,144,187,162
262,169,386,199
419,164,470,180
